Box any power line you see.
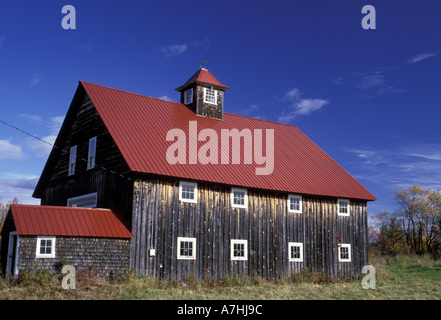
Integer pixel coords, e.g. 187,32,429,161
0,119,53,147
0,118,132,181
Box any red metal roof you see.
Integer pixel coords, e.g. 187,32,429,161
81,81,376,201
9,204,133,238
175,68,230,91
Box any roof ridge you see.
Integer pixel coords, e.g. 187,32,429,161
80,81,182,105
81,80,299,129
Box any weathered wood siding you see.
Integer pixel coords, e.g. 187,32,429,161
130,178,368,280
38,92,133,224
16,236,130,277
179,85,224,120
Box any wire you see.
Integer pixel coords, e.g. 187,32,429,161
0,119,53,147
0,118,132,181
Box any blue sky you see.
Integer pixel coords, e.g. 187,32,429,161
0,0,440,224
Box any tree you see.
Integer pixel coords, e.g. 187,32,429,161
393,185,441,255
0,197,20,240
372,185,441,257
373,210,406,255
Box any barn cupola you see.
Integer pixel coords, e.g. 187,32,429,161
175,67,229,120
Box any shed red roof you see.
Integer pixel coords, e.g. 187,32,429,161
9,204,133,238
80,81,376,201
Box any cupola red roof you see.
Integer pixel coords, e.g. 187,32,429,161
175,68,230,91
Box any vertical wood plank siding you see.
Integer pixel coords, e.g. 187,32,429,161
131,178,368,280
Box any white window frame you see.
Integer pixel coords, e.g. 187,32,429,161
87,136,97,170
6,231,19,276
288,242,303,262
184,88,193,105
179,181,198,203
288,194,302,213
203,88,217,105
338,244,351,262
230,239,248,261
36,236,56,258
68,145,77,176
338,198,350,216
177,237,196,260
67,192,98,208
231,188,247,209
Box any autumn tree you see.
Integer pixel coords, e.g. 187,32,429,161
372,210,406,255
394,185,441,254
0,197,20,240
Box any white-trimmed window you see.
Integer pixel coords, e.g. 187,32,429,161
288,194,302,213
68,145,77,176
338,244,351,262
179,181,197,203
177,237,196,260
231,188,247,209
36,236,56,258
231,239,248,261
184,88,193,105
203,88,217,105
87,136,97,170
288,242,303,262
338,199,350,216
67,192,98,208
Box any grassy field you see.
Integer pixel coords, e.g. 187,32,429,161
0,255,440,300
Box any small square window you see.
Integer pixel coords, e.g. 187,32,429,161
184,88,193,105
36,236,56,258
231,188,247,209
177,237,196,260
231,239,248,261
179,181,197,203
338,244,351,262
338,199,350,216
203,88,217,105
288,195,302,213
288,242,303,262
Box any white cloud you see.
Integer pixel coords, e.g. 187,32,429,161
159,44,187,57
294,99,329,116
356,73,384,89
158,95,175,101
407,52,436,64
18,113,43,123
0,139,25,160
277,88,329,123
193,38,210,51
30,73,42,86
344,143,441,191
0,175,40,205
49,116,64,135
26,135,56,158
240,104,259,116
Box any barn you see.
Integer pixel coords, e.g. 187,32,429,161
1,68,376,280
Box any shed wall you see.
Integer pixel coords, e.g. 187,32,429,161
15,236,130,277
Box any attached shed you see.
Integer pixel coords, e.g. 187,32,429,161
1,204,133,277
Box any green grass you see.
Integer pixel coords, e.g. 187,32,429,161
1,255,440,300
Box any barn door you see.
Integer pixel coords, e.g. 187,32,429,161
6,231,19,277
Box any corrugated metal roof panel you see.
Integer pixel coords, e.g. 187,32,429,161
81,81,376,201
10,205,133,238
